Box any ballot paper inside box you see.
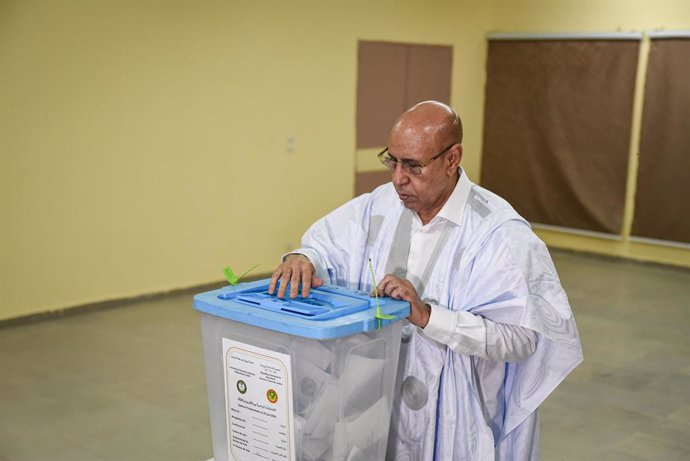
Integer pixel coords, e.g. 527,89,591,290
194,279,409,461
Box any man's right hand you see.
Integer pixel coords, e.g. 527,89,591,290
268,254,324,299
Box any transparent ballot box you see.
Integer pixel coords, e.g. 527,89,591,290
194,279,409,461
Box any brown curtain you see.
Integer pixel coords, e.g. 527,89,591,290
631,38,690,244
480,39,639,234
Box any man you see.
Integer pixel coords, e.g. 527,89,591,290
269,101,582,460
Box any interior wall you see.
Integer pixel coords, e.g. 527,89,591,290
0,0,491,321
487,0,690,268
490,0,690,32
2,0,687,321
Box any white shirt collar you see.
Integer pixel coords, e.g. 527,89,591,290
430,168,472,227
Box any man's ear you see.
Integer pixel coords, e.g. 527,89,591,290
447,144,463,174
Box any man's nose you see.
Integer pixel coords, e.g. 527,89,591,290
392,163,410,185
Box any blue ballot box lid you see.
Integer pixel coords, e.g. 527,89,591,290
193,278,410,339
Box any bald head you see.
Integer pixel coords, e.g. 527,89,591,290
385,101,464,224
389,101,463,150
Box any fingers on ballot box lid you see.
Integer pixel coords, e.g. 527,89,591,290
193,278,410,339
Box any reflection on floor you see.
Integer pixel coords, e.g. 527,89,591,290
1,250,688,461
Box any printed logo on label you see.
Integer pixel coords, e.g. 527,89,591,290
236,380,247,394
266,388,278,404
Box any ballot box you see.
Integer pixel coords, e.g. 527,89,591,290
194,279,410,461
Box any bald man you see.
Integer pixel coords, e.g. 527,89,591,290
270,101,582,460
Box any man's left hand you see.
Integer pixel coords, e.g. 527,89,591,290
374,275,431,328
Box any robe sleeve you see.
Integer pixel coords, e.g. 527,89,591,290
424,308,537,362
458,219,583,439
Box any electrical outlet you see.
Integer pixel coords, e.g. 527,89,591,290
286,134,295,154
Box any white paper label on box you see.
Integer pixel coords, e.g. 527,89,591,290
222,338,295,461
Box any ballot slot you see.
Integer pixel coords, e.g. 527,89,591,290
216,282,374,320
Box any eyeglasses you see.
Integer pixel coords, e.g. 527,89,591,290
377,143,456,176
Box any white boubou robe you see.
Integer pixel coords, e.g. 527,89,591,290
293,171,583,460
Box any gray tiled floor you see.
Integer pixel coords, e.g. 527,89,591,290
1,250,689,460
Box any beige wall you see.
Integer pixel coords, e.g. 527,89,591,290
1,0,688,321
490,0,690,31
0,0,491,320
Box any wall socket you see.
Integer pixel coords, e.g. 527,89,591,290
286,134,295,154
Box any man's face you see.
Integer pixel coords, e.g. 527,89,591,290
387,137,453,214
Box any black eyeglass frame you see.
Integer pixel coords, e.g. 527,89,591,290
377,142,457,175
